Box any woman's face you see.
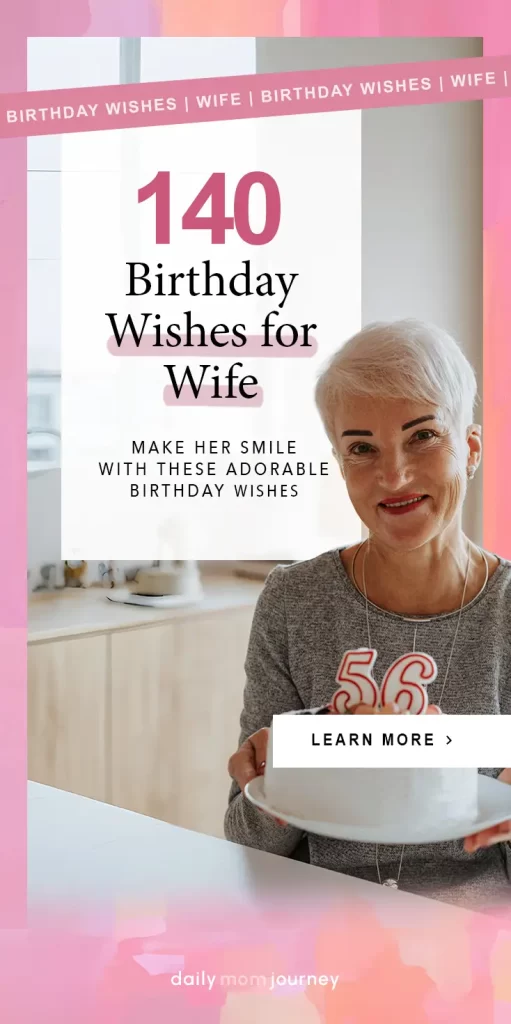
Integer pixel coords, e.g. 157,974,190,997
333,396,481,550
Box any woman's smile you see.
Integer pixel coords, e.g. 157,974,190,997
378,493,430,516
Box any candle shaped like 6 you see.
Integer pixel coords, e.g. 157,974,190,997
380,651,437,713
332,648,437,715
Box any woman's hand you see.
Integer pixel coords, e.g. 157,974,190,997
464,769,511,852
228,726,270,788
228,727,287,826
338,703,442,716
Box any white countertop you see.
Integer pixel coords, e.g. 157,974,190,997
28,576,263,642
28,783,470,925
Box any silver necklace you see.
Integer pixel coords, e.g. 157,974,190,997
357,538,489,889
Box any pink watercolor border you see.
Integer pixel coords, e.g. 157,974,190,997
2,0,510,931
0,14,27,927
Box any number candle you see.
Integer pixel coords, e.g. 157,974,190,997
380,652,437,714
331,649,437,715
332,649,380,713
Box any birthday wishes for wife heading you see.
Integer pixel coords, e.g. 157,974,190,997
108,257,315,403
103,169,320,406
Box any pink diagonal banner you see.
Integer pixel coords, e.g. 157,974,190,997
1,54,510,138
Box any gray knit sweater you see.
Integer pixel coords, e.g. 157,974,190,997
224,548,511,910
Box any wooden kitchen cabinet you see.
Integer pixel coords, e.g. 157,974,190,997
110,608,254,838
28,634,109,803
28,580,262,839
172,609,254,836
110,623,178,824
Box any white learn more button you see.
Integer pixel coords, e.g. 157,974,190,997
271,714,511,768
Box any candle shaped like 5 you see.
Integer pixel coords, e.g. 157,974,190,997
332,648,380,712
380,652,437,714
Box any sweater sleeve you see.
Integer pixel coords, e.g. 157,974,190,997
223,565,306,857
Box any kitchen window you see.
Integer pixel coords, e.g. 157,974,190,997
27,38,122,473
27,37,257,475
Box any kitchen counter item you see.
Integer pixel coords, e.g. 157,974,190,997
130,568,182,597
107,589,199,609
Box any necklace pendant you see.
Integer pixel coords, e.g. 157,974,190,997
383,878,399,889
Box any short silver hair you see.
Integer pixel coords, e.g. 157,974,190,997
315,319,478,446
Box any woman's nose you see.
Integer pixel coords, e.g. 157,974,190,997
377,452,413,490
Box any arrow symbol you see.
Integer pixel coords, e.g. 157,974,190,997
446,736,452,745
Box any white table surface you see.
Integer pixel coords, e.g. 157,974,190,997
28,782,474,931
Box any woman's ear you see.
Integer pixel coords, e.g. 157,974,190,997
466,424,482,474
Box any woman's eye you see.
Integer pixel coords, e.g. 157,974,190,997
413,429,435,442
350,443,374,455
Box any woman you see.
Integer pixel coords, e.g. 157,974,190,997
224,319,511,909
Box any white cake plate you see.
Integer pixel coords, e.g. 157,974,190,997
245,774,511,845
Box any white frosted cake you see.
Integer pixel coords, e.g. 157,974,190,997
263,722,478,833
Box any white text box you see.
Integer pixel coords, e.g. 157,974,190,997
272,715,511,768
